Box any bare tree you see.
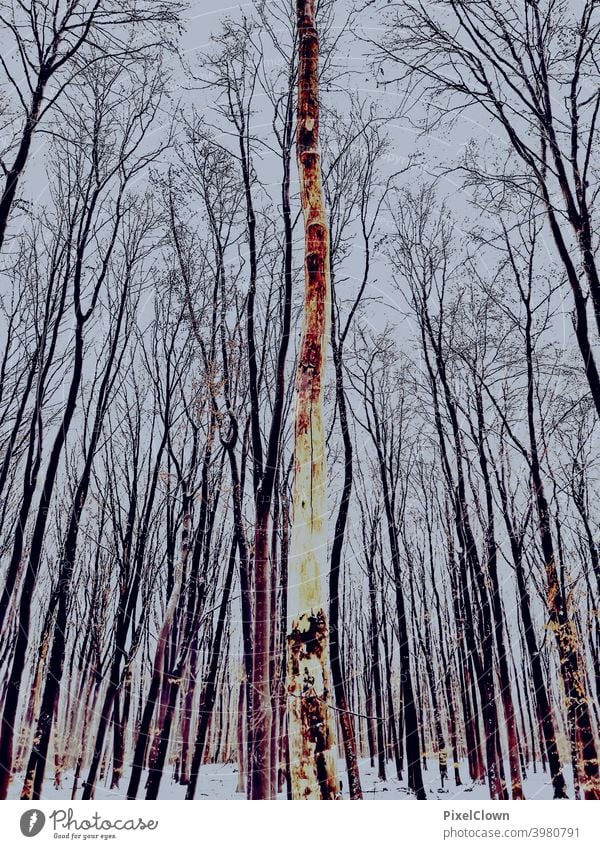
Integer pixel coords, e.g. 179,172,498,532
286,0,340,801
370,0,600,417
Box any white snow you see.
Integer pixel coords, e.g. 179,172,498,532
7,758,577,801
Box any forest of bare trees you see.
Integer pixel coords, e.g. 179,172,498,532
1,0,600,802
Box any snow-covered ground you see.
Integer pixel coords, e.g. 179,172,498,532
7,759,576,801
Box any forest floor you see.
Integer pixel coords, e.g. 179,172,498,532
7,759,574,800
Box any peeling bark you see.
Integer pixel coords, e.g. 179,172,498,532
286,0,339,801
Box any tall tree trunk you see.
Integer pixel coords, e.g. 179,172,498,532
381,592,402,781
494,468,568,799
0,78,48,251
286,0,339,801
178,632,199,786
185,537,237,800
368,551,386,782
365,391,425,798
472,390,524,799
523,303,600,799
329,278,363,799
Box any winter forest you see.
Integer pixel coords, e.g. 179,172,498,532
1,0,600,804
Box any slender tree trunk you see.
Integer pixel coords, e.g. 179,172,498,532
523,307,599,799
368,555,386,782
381,593,402,781
472,391,524,799
0,79,48,251
286,0,339,801
0,323,85,800
110,667,131,789
328,269,363,797
185,537,236,800
179,633,199,786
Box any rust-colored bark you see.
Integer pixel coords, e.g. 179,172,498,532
286,0,339,801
